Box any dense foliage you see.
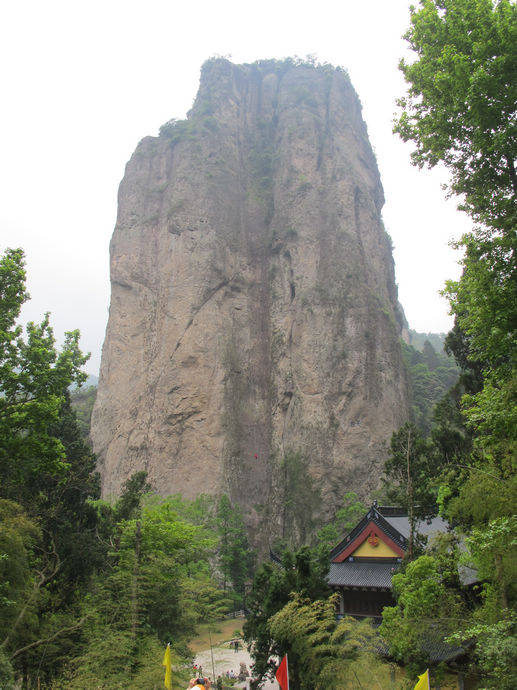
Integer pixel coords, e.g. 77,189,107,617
243,546,330,685
381,1,517,687
216,495,255,600
0,249,88,496
268,594,393,690
395,0,517,232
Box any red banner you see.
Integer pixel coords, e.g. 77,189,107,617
275,655,289,690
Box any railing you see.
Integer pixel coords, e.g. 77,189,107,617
223,609,246,619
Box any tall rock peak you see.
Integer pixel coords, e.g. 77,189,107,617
91,58,409,546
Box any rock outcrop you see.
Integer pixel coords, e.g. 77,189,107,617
91,58,410,545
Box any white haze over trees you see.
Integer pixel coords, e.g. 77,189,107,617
0,0,471,374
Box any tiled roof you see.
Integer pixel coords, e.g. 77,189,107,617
382,514,449,539
330,508,407,561
425,635,469,663
374,628,470,664
330,506,449,562
328,561,398,588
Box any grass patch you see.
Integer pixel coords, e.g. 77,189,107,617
189,619,244,653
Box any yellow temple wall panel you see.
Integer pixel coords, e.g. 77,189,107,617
352,538,399,558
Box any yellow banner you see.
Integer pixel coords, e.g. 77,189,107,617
414,669,429,690
163,644,172,690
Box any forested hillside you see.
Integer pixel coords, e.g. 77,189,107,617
70,385,97,439
402,338,459,435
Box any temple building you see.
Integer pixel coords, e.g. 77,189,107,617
328,503,448,620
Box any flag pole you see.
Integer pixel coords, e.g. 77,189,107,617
208,626,216,680
286,654,289,690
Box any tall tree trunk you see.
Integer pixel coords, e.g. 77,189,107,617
495,552,509,611
282,461,288,540
131,520,141,648
406,427,415,561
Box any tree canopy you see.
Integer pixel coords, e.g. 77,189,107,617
243,546,330,682
395,0,517,232
389,3,517,685
0,248,89,495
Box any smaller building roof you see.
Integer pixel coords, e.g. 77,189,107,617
382,514,449,540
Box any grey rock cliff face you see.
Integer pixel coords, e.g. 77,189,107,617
91,58,409,544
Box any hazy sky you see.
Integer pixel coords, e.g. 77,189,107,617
1,0,471,376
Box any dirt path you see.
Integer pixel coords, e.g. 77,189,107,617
193,642,277,689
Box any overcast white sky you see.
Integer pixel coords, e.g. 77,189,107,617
1,0,471,376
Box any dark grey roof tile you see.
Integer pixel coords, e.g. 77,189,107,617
328,561,398,588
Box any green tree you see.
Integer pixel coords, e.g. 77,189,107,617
216,495,255,597
466,516,517,613
243,546,330,682
316,492,365,553
448,614,517,690
0,501,41,656
268,593,393,690
395,0,517,477
0,249,99,685
380,552,466,679
0,647,14,689
384,5,517,683
31,393,102,594
113,471,153,522
443,238,517,465
0,248,88,496
443,322,485,396
164,492,216,527
383,423,437,559
395,0,517,232
4,395,104,685
70,497,219,687
444,518,517,689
